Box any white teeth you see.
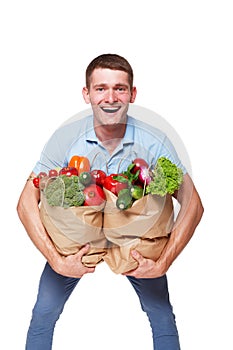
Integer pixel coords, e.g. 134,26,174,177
101,107,121,113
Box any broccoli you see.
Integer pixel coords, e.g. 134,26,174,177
146,157,183,196
63,191,85,208
60,175,73,187
44,177,65,206
44,175,85,207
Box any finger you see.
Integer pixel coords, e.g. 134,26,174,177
85,266,95,274
76,244,90,259
122,270,136,277
131,250,144,264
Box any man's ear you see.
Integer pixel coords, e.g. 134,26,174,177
130,87,137,103
82,87,90,104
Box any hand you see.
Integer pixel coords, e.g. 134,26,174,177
122,250,167,279
52,244,95,278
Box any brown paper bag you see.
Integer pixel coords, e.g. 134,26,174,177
103,189,174,274
40,193,107,267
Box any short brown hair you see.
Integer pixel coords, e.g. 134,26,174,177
85,53,134,90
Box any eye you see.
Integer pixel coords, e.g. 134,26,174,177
96,87,104,92
115,85,128,93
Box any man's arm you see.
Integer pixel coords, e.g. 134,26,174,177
17,172,95,278
123,174,204,278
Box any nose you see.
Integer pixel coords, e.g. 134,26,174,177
105,89,118,103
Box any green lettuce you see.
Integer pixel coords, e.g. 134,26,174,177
146,157,183,196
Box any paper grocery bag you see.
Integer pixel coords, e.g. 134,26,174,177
103,189,174,274
40,194,107,267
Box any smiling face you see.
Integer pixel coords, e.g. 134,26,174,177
82,68,137,128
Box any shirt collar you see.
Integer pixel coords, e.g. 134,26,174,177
85,116,98,142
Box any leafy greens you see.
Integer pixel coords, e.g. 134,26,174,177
146,157,183,196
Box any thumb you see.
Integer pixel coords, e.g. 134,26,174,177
131,250,144,263
76,244,91,258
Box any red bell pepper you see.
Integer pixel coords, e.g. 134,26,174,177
103,174,128,196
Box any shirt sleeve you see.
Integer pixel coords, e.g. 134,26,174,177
157,135,187,174
33,131,67,174
32,119,83,174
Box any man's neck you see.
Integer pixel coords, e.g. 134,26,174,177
94,122,127,155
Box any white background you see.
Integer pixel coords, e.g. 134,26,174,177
1,0,232,349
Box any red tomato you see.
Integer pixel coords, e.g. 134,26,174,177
83,184,106,206
38,171,47,178
49,169,58,177
32,177,40,188
90,169,106,187
59,167,78,177
103,174,128,196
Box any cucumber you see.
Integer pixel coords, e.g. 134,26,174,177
79,172,92,185
116,194,133,210
118,188,131,197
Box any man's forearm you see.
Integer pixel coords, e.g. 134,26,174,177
158,174,204,273
17,174,96,278
17,176,62,269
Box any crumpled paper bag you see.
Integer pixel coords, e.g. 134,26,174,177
40,193,107,267
102,188,174,274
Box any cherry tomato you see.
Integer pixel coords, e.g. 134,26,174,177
59,167,78,177
103,174,128,196
32,177,40,188
90,169,106,187
83,184,106,206
48,169,58,177
38,171,47,178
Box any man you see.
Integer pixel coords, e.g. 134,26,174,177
17,53,204,349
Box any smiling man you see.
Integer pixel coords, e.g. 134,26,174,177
83,68,136,126
82,61,137,154
17,53,203,350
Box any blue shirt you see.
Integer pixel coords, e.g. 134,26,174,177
33,114,186,175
